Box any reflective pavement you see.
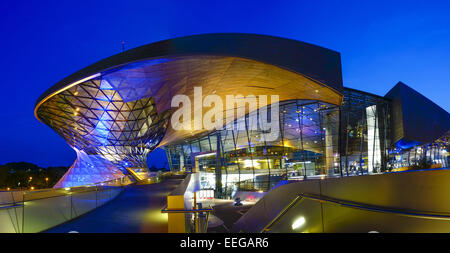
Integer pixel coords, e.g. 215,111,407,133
45,179,183,233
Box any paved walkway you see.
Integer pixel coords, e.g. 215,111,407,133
45,179,182,233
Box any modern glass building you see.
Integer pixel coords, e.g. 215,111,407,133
35,33,450,192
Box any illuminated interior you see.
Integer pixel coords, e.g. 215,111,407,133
36,55,343,188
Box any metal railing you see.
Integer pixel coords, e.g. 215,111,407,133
0,176,133,233
161,207,213,233
1,171,179,233
261,195,304,232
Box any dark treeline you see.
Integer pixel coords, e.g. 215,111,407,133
0,162,68,190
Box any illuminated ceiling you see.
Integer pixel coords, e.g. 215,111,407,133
35,33,344,187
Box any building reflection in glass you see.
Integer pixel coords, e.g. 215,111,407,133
166,88,385,197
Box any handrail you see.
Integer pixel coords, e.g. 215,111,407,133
260,195,305,232
300,193,450,221
262,193,450,233
161,204,212,233
161,207,213,213
0,175,142,233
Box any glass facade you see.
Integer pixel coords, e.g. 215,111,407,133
339,88,391,175
165,88,399,197
34,34,449,193
387,132,450,170
37,75,448,191
37,76,170,187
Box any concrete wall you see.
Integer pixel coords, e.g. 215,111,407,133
233,168,450,233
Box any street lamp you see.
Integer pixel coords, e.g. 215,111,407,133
28,176,33,188
45,177,49,188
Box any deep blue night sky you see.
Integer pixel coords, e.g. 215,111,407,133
1,0,449,168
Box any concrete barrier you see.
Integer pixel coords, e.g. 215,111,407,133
233,168,450,233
